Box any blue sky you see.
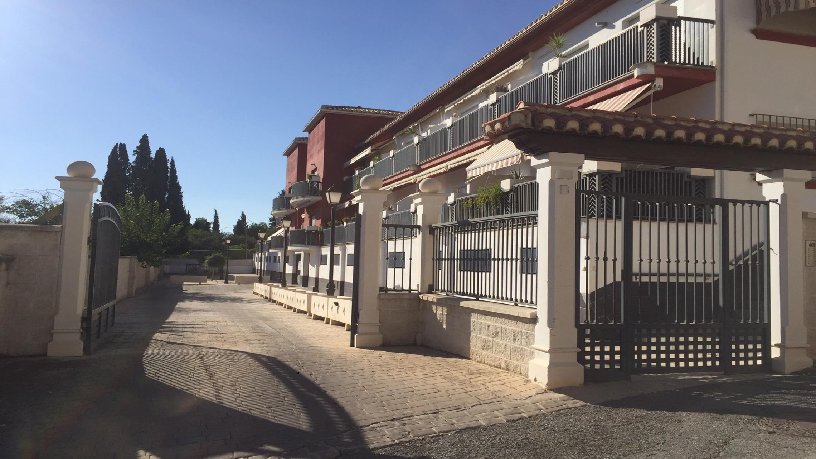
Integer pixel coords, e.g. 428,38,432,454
0,0,556,228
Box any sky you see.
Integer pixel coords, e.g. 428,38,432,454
0,0,558,229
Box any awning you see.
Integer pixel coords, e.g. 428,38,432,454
466,139,530,180
270,227,284,238
588,83,653,112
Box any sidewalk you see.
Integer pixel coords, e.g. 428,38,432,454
0,283,789,458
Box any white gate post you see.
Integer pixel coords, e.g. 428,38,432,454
351,175,390,347
528,152,585,388
757,169,814,373
48,161,102,357
410,178,448,293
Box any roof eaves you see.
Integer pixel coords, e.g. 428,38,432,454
282,137,308,157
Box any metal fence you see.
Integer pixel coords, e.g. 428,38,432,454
432,213,538,306
381,223,421,292
85,202,122,353
442,181,538,223
751,113,816,132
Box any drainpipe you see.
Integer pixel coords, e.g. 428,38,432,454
715,0,726,198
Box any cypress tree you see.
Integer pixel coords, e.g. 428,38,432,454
101,143,128,206
131,134,152,198
166,157,186,225
117,143,130,194
149,147,170,209
233,211,248,236
212,209,221,234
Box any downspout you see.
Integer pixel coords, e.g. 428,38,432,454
715,0,726,198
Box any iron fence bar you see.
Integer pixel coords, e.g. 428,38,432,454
622,196,634,372
719,203,732,372
349,213,362,347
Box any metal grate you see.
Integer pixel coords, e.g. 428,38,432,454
493,72,556,118
432,213,537,306
381,223,420,292
442,181,538,223
417,128,450,163
750,113,816,132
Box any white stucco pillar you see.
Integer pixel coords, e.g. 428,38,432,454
410,178,448,293
528,152,585,388
48,161,101,357
351,175,390,347
757,169,814,373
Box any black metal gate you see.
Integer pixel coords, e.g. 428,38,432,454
576,190,772,379
85,202,121,354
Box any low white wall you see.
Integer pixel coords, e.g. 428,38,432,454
116,256,161,300
0,224,62,356
803,216,816,361
419,294,537,376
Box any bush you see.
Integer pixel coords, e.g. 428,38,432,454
205,253,226,269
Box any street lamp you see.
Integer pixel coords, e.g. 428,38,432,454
257,231,266,282
223,238,231,284
325,187,343,296
281,219,291,288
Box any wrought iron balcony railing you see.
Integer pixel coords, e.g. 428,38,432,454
271,196,294,217
352,17,715,184
268,235,284,249
289,180,322,208
751,114,816,132
288,228,322,246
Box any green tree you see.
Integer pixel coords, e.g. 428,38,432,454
166,157,187,225
212,209,221,234
247,222,269,240
130,134,152,198
148,147,169,209
187,228,223,251
119,194,181,267
0,190,61,223
100,143,129,206
233,211,248,236
192,217,211,231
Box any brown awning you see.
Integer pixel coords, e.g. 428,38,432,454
587,83,653,112
466,139,530,180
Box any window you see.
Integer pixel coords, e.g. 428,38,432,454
333,254,341,266
460,249,491,272
320,255,328,266
521,248,537,274
386,252,405,269
346,254,355,267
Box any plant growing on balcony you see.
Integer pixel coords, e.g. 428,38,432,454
547,33,567,58
463,183,504,211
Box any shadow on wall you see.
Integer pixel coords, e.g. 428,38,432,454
0,284,374,458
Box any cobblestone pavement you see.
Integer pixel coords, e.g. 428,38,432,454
0,284,799,458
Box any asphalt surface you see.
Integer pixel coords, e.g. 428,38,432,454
352,369,816,459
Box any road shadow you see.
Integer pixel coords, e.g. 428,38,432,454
556,370,816,423
0,284,372,458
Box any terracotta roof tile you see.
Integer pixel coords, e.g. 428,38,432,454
485,103,816,153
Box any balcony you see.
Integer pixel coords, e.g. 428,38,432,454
289,180,322,208
268,235,284,249
271,196,294,218
751,113,815,132
352,17,715,186
288,228,322,247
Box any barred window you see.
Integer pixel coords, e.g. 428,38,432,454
346,254,354,267
320,255,327,266
520,248,537,274
386,252,405,268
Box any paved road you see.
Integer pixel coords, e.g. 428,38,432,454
364,369,816,458
1,283,813,459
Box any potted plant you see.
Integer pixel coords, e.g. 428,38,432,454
545,33,567,73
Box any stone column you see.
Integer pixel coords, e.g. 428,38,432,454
48,161,101,357
410,178,448,293
757,169,814,373
351,175,390,347
528,152,585,388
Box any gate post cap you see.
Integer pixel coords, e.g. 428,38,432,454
418,178,442,193
66,161,96,178
359,174,383,190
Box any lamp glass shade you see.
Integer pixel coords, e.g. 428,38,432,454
225,239,231,244
326,190,342,205
282,219,291,228
258,232,266,239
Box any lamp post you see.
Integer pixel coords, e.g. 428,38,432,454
281,219,291,288
257,231,266,283
223,238,231,284
324,188,343,296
